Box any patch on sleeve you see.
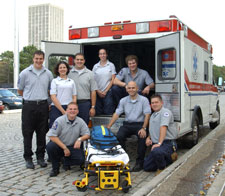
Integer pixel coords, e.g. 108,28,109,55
119,70,123,76
52,121,58,130
163,112,169,117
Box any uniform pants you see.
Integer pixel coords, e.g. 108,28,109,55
117,121,147,165
46,141,85,170
77,100,91,125
96,89,115,115
22,101,49,160
143,140,176,171
49,105,67,128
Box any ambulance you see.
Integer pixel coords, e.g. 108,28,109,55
42,15,220,147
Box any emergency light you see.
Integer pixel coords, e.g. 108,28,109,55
88,27,99,38
157,21,171,32
69,29,81,39
136,22,149,34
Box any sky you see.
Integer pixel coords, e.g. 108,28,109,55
0,0,224,66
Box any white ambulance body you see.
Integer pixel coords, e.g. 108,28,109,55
42,16,220,146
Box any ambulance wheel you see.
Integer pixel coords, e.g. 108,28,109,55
76,186,87,192
122,180,130,193
209,106,220,129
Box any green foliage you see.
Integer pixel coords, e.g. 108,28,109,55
0,51,14,84
20,45,38,71
213,65,225,85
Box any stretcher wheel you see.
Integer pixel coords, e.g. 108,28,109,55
76,186,87,192
122,180,130,193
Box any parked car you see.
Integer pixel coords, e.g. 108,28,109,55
0,89,23,110
7,88,22,98
0,100,4,113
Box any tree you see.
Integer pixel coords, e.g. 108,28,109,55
0,51,14,84
20,45,38,71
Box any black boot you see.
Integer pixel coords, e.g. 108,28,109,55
49,168,59,177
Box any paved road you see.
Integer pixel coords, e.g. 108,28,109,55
0,94,223,196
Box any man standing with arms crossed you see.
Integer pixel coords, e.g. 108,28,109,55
107,81,151,172
68,53,97,124
18,50,53,169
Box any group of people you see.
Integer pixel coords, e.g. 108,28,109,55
17,49,177,177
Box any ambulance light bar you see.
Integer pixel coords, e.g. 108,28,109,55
157,21,171,32
136,22,149,34
88,27,99,38
111,25,123,31
69,29,81,39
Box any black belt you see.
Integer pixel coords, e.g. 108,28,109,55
77,99,90,104
24,100,47,105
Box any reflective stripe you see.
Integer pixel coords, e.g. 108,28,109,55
101,125,106,135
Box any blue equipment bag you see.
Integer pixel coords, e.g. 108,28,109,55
91,125,119,150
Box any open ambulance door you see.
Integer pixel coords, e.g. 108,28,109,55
41,41,81,68
155,32,181,122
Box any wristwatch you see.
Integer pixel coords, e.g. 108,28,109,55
142,127,146,130
158,142,161,145
91,105,95,109
77,138,82,142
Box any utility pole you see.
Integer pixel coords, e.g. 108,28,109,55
13,0,19,88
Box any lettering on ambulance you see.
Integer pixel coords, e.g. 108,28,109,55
161,50,176,79
192,45,199,80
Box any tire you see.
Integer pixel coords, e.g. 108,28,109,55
122,180,130,193
4,104,10,110
184,116,199,148
209,106,220,129
76,186,87,192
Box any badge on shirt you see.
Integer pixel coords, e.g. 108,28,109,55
119,70,123,76
52,121,58,130
164,112,169,117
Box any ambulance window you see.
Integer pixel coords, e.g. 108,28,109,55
204,61,209,81
158,49,176,80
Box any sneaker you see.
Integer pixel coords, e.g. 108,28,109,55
37,159,47,168
49,169,59,177
171,152,178,162
131,163,143,172
26,160,35,169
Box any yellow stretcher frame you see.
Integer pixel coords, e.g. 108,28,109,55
73,160,132,193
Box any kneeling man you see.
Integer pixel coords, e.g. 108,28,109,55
46,102,90,177
143,94,178,174
107,81,151,172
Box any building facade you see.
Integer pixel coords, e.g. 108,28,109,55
28,4,64,49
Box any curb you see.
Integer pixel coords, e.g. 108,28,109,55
132,124,222,196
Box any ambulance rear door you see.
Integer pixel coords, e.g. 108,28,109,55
41,41,81,68
155,32,181,122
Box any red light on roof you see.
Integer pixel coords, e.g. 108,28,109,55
104,22,112,25
69,29,81,40
113,21,121,24
123,20,131,23
157,21,171,32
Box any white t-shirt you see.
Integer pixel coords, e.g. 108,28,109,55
50,76,77,105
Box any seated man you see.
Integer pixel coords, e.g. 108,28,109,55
46,102,90,177
112,55,154,107
107,81,151,172
143,94,178,174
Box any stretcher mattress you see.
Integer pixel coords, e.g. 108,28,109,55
86,143,129,166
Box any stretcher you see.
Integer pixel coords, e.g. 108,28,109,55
73,142,132,193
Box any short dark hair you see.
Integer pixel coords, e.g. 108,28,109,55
74,53,85,59
33,50,45,58
67,102,78,108
151,94,163,101
54,61,70,76
99,48,108,55
125,55,138,65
